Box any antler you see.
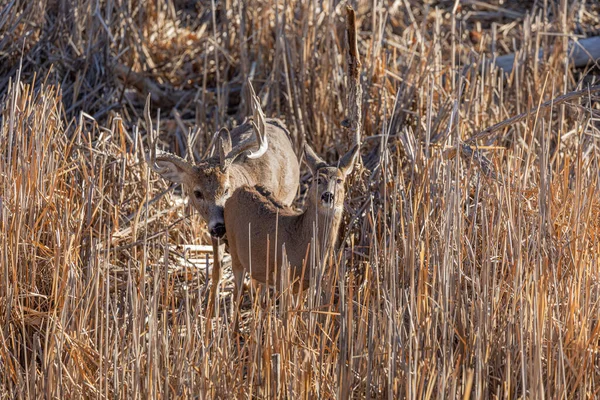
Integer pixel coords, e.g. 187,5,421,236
246,80,268,159
145,95,194,176
145,94,167,174
220,79,269,168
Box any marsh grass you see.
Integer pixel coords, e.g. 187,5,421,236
1,0,600,398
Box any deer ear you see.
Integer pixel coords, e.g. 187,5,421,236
304,144,327,173
153,155,196,183
338,144,359,177
218,127,232,168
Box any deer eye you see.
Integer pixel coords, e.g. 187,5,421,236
336,178,343,184
224,187,231,196
316,177,324,184
193,190,203,200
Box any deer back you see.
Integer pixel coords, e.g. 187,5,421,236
226,119,299,206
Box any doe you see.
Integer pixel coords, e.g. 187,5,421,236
224,143,359,325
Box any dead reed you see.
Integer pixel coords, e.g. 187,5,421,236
1,0,600,398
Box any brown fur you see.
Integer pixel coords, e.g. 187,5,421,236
224,144,359,328
152,120,300,231
148,118,300,318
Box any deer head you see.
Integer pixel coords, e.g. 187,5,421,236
145,85,269,238
304,143,359,215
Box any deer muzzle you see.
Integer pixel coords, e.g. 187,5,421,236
210,223,226,238
321,192,334,205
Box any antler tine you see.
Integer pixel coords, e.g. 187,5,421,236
144,94,168,174
246,79,268,159
221,80,269,166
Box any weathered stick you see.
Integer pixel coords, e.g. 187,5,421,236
495,36,600,75
466,84,600,144
442,84,600,184
346,5,362,147
113,63,194,108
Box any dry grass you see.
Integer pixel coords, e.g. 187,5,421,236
1,0,600,398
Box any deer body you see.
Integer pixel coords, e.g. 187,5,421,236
224,144,358,325
225,185,342,288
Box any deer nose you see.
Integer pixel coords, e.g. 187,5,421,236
321,192,334,204
210,224,226,238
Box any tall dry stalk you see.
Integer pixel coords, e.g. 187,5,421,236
1,0,600,398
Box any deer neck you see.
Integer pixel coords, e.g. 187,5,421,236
227,163,253,187
300,195,343,255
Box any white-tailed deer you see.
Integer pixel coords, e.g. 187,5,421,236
224,144,359,327
145,87,300,317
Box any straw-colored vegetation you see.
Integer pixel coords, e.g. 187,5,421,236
1,0,600,398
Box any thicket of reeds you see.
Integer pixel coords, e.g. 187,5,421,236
1,0,599,398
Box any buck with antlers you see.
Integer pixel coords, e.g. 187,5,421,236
224,143,359,328
146,85,300,316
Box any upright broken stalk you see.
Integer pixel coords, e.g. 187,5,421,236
346,5,362,148
339,6,362,400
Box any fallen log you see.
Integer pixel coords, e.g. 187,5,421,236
495,36,600,74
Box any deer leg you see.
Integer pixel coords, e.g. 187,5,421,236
206,237,224,319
